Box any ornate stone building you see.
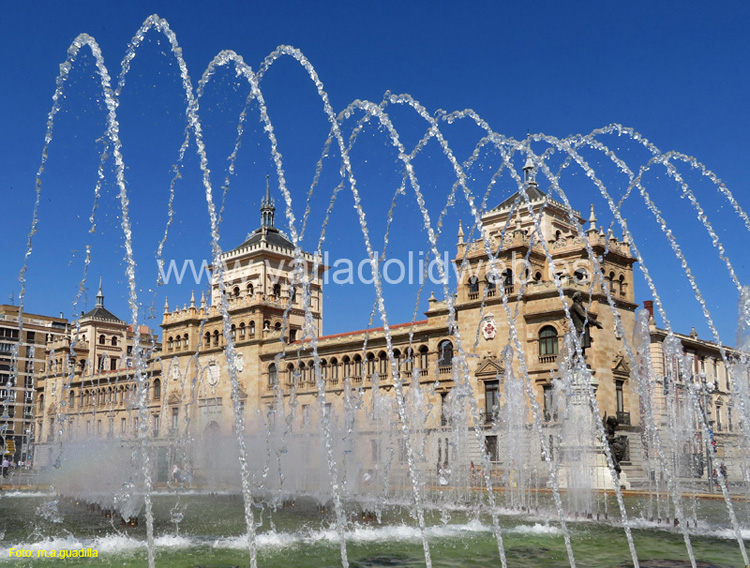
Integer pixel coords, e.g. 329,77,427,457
36,164,744,490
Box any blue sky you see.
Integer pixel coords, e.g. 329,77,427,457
0,1,748,345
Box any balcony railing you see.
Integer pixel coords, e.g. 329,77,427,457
538,354,557,364
468,292,479,300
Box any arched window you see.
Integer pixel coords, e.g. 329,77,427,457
273,283,281,298
353,354,363,378
274,321,281,331
403,348,414,373
539,326,559,357
230,324,236,340
321,359,328,380
204,331,211,347
366,352,376,376
419,345,429,371
438,340,453,368
111,336,118,347
468,275,479,294
250,321,256,336
573,268,588,283
153,379,161,400
299,362,307,383
39,393,44,412
213,330,220,347
502,269,513,288
289,286,296,303
248,283,254,296
486,273,496,295
233,286,240,297
619,274,626,296
175,336,181,349
183,333,189,349
263,320,270,331
343,356,351,378
608,271,616,293
239,322,246,338
534,271,542,282
99,334,106,345
268,363,278,386
330,358,339,381
379,351,388,375
286,363,295,384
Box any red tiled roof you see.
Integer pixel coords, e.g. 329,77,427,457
293,319,429,344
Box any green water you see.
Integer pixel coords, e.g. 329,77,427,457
0,494,746,567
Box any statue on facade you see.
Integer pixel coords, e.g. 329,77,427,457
570,292,602,354
605,414,628,475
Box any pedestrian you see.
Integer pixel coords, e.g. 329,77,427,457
2,457,9,477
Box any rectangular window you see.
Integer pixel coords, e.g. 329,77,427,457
485,435,498,462
371,439,381,462
485,381,499,423
543,384,554,422
153,415,159,438
716,405,722,431
108,418,114,438
172,407,179,430
616,381,624,414
728,407,733,432
110,358,118,371
86,420,91,435
97,420,102,436
440,392,448,426
301,404,310,425
121,417,127,434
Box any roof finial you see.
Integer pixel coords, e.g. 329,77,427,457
190,290,195,308
457,219,464,244
523,155,536,185
163,296,169,314
260,174,275,229
96,276,104,307
588,204,597,228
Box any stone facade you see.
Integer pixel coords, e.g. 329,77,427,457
31,168,741,487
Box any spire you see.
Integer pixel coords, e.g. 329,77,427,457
457,219,464,244
523,155,536,186
260,174,275,229
588,204,597,228
163,297,169,314
190,290,195,308
96,276,104,307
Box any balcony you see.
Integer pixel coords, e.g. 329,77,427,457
616,411,631,426
538,355,556,364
